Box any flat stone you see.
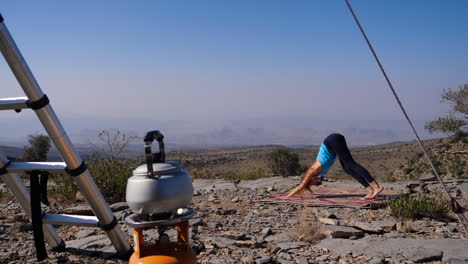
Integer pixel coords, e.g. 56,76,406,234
207,222,222,229
350,221,384,234
316,237,468,262
319,217,340,225
216,208,237,215
108,202,128,212
75,228,98,239
235,240,262,248
241,256,255,264
370,220,396,231
446,225,458,232
325,225,365,239
278,252,293,260
404,248,443,263
277,259,294,264
448,258,468,264
420,174,437,181
63,205,93,215
209,237,236,248
255,256,272,264
66,234,110,249
265,232,290,243
369,257,385,264
275,241,307,251
190,218,204,226
316,256,329,262
260,227,273,236
295,256,309,264
221,230,247,240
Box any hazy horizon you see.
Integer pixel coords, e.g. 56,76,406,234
0,1,466,148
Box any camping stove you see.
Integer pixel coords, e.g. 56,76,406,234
125,131,197,264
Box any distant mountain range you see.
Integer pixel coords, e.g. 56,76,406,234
0,115,439,156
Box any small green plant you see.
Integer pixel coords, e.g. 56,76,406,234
387,190,451,221
223,168,270,181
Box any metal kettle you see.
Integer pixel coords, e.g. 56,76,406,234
125,130,193,215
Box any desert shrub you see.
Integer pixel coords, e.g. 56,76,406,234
267,148,301,176
0,188,12,203
88,154,139,204
387,190,451,221
425,84,467,135
299,163,310,174
223,168,269,181
384,174,397,183
190,168,201,179
49,173,78,202
288,209,326,243
23,134,51,161
49,129,140,203
189,168,216,179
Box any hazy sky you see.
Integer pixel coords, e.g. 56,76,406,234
0,1,467,144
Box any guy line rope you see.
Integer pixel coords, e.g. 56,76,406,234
344,0,467,234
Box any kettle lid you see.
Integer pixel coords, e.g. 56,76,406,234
133,161,181,177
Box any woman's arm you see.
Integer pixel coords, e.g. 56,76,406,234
287,160,322,197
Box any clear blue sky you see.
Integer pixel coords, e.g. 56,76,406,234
0,1,467,143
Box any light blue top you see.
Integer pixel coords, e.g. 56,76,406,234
316,143,336,175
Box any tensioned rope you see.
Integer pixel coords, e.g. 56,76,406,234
344,0,467,234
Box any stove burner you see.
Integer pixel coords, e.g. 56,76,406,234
125,208,196,228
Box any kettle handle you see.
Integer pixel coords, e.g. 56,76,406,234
143,130,165,178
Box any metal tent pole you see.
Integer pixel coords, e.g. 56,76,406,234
0,152,64,250
0,17,131,255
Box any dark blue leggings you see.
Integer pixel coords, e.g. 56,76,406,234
323,133,375,187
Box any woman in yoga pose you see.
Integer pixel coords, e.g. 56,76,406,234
287,133,384,199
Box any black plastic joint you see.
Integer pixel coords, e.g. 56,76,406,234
65,161,87,177
26,94,49,110
0,14,4,23
97,216,118,231
0,161,11,176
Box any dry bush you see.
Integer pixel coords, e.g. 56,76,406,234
387,189,451,221
223,168,269,180
288,208,327,244
0,188,12,203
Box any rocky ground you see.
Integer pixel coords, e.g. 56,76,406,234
0,177,467,264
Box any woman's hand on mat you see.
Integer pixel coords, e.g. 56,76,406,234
287,184,306,197
287,177,319,197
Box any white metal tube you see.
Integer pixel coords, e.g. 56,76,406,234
43,214,99,227
0,19,131,255
7,161,67,174
0,97,28,110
